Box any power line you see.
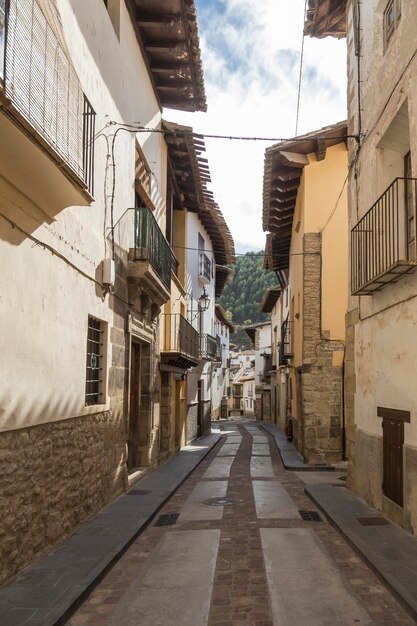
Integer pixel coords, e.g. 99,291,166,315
104,121,359,143
295,0,308,136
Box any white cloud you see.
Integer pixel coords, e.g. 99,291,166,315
166,0,347,252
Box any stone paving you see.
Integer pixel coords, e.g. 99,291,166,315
67,421,415,626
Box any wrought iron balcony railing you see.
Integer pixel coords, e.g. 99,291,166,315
162,314,199,367
279,318,293,366
198,252,211,284
351,178,417,295
2,0,95,193
133,207,172,290
200,333,218,360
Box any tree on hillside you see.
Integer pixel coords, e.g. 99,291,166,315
217,252,277,349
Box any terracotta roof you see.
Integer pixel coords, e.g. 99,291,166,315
263,121,347,271
304,0,347,39
164,121,236,273
260,286,281,313
215,304,235,333
125,0,206,112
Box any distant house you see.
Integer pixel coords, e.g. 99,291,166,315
262,123,348,463
212,306,235,420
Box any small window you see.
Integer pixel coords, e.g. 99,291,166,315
85,316,105,405
384,0,401,50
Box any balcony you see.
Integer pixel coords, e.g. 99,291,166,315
214,335,222,365
128,207,172,308
198,252,211,285
0,0,95,210
351,178,417,295
279,319,293,366
161,314,199,371
200,333,218,361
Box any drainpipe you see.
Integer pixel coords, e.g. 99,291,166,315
341,348,347,461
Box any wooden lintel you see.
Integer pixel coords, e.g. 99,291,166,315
377,406,411,423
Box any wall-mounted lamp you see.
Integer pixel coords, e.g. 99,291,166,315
198,287,210,312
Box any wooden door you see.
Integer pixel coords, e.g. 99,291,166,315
383,418,404,507
128,342,141,472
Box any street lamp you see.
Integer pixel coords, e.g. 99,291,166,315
198,287,210,312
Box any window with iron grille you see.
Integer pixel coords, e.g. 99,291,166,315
85,316,105,405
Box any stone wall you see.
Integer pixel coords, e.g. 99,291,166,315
0,411,127,586
202,399,212,436
187,403,198,443
300,233,343,464
345,307,358,484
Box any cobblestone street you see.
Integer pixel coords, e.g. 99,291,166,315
67,421,415,626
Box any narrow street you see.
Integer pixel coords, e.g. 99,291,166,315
68,420,413,626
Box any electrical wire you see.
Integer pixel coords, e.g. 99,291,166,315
0,212,149,322
295,0,308,136
105,120,358,143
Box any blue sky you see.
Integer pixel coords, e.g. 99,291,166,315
167,0,347,254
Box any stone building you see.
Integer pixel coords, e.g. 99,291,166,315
243,321,273,421
212,305,235,420
263,123,348,463
259,284,290,428
307,0,417,532
0,0,215,584
161,122,235,445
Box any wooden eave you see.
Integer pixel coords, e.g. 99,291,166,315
263,121,347,269
125,0,207,112
215,304,235,333
215,264,234,298
304,0,347,39
260,286,281,314
164,120,235,268
243,326,256,347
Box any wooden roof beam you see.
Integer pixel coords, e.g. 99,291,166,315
315,138,327,161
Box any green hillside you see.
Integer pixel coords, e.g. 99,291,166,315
217,252,277,350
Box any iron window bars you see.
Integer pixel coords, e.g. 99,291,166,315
351,177,417,295
279,318,292,366
199,252,211,282
85,316,104,405
200,333,218,360
3,0,95,193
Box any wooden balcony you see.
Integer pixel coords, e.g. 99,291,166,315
161,314,199,371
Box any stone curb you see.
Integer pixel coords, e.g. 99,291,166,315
0,433,221,626
259,422,335,471
305,483,417,621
